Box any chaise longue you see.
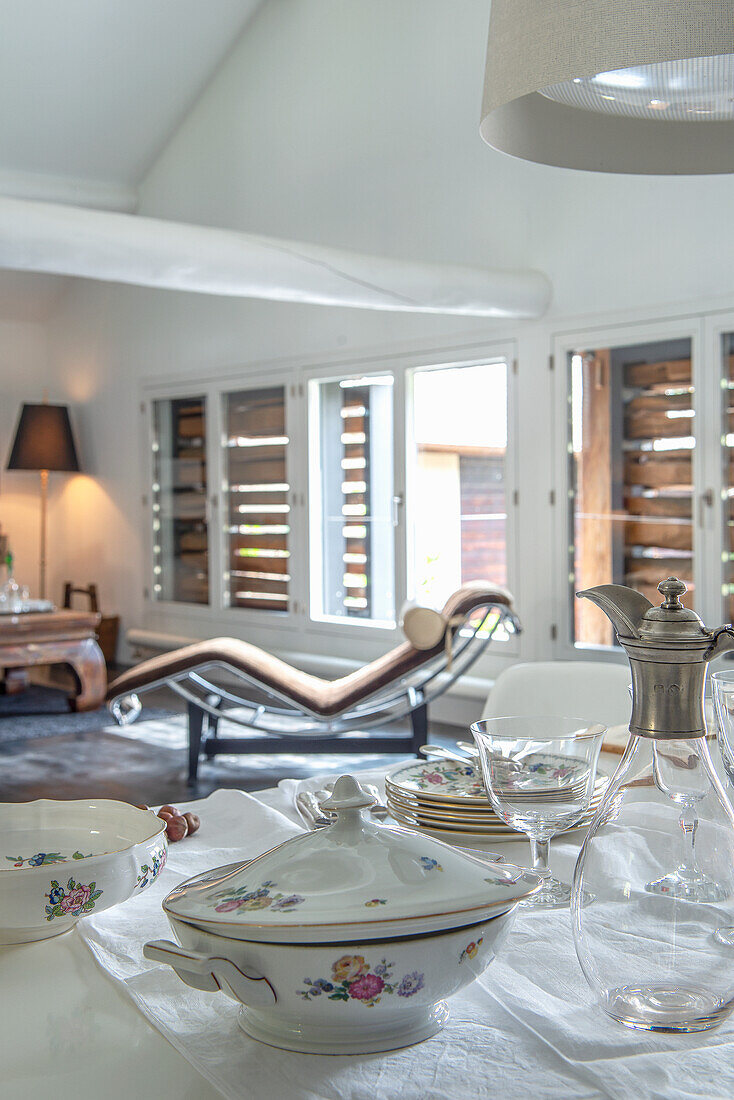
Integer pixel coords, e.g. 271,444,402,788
106,582,519,782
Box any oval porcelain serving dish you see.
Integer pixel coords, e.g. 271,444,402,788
145,776,540,1053
147,907,517,1055
0,798,168,943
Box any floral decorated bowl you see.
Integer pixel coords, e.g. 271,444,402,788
144,775,539,1054
0,798,167,943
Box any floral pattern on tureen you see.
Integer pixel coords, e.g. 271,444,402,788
420,856,443,871
459,935,484,963
298,955,425,1007
6,850,91,868
211,879,306,914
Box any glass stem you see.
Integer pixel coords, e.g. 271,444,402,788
679,803,700,879
529,838,551,880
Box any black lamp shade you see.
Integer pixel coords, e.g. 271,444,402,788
6,404,81,472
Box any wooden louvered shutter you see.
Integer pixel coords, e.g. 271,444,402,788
572,343,694,647
224,386,290,612
341,384,371,617
152,395,209,605
622,357,694,608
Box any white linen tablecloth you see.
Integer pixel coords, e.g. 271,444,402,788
3,772,734,1099
74,777,734,1100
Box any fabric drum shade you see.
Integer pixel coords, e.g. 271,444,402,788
7,404,80,472
480,0,734,174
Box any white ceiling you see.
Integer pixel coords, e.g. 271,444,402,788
0,0,263,319
0,0,263,200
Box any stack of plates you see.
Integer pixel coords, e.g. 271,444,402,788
385,758,609,843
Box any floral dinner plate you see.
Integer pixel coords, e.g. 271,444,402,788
386,758,605,806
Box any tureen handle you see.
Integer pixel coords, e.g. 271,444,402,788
143,940,277,1007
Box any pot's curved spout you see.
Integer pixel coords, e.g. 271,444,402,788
576,584,654,641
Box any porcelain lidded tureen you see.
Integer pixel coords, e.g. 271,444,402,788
144,775,539,1054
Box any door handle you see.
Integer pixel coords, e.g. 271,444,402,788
698,488,714,528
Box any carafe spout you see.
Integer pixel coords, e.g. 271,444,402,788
576,584,653,642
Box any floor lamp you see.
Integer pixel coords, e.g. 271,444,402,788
6,403,81,599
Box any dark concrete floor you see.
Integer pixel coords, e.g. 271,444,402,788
0,684,463,804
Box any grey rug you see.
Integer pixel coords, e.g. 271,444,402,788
0,685,175,747
105,712,400,774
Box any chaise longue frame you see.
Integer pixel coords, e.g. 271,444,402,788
106,583,519,783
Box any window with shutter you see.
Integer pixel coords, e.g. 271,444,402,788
569,338,694,647
223,386,290,612
151,396,209,605
310,374,395,625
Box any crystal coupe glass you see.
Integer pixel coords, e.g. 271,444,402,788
471,717,606,909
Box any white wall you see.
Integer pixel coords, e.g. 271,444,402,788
43,0,734,682
0,320,56,591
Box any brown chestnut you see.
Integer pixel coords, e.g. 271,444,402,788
164,813,189,842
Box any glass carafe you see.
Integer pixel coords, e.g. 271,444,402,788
572,734,734,1032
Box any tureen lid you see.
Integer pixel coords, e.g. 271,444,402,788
163,776,539,943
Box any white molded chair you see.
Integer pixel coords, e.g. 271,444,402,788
482,661,632,728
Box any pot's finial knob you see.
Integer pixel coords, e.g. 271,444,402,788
320,775,375,813
658,577,687,610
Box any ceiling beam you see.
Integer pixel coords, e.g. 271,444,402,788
0,195,551,318
0,170,137,213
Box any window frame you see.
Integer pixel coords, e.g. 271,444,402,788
221,381,293,618
138,338,520,678
142,381,217,620
141,367,304,637
551,316,705,661
404,348,519,652
702,308,734,628
306,363,401,639
303,343,520,652
216,368,304,633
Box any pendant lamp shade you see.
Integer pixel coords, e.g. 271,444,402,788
480,0,734,174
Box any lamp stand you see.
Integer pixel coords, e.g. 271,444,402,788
39,468,48,599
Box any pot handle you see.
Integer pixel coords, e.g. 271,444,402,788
143,939,276,1007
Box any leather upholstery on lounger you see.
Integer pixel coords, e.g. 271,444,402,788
107,582,514,718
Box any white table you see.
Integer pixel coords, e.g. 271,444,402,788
2,759,732,1100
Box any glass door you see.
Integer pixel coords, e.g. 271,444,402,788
150,395,209,604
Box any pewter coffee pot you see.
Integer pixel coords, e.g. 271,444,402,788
577,577,734,739
572,576,734,1034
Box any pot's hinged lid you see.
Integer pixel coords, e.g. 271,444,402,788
163,776,539,942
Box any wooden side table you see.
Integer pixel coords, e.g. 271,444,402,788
0,610,106,712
